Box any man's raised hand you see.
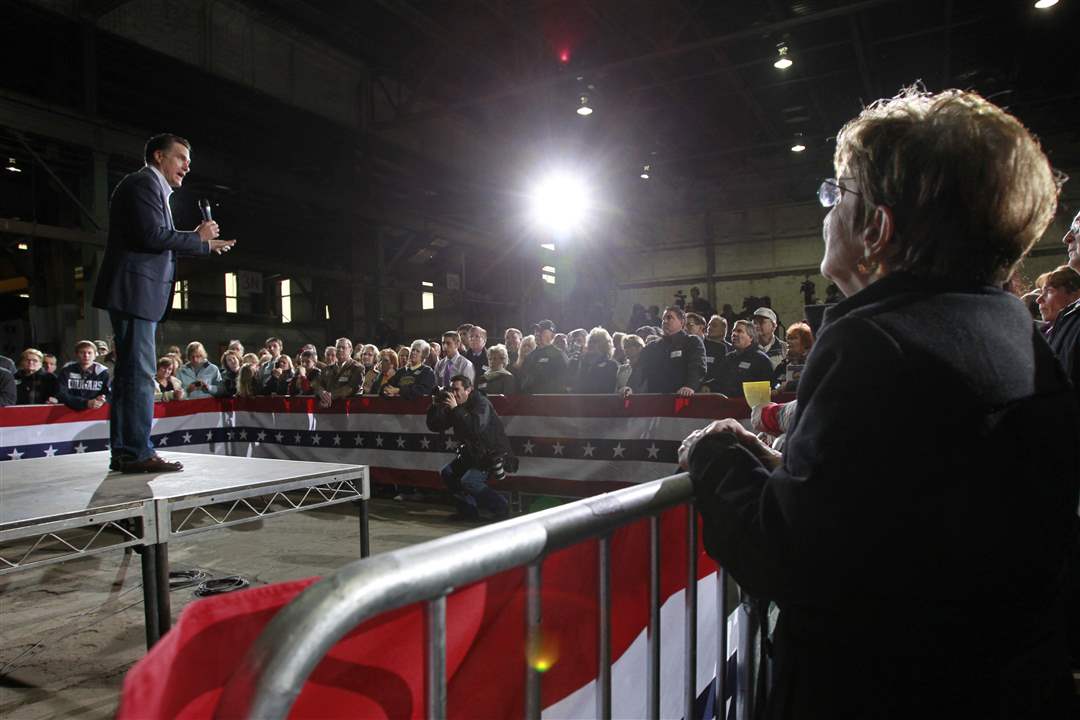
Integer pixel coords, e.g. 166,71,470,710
208,238,236,254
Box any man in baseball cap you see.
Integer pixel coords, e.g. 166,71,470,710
520,319,567,394
752,307,787,370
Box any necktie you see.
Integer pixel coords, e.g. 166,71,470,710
443,360,452,387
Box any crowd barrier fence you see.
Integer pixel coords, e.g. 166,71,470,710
213,471,752,720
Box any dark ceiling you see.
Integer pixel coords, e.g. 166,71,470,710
245,0,1080,210
2,0,1078,253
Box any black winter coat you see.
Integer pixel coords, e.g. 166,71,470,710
638,330,706,393
690,271,1080,719
14,369,59,405
1047,297,1080,399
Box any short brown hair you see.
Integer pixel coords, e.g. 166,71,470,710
74,340,96,353
685,312,706,328
1044,265,1080,293
144,133,190,165
835,87,1060,285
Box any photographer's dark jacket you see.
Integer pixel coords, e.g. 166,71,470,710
689,271,1079,719
56,361,111,410
426,390,511,467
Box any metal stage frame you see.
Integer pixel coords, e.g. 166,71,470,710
0,451,370,648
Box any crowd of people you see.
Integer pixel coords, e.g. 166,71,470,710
3,247,1077,410
0,308,803,409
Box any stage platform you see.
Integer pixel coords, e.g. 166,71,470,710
0,451,369,648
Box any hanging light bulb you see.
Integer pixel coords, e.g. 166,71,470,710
576,94,593,116
791,142,806,153
5,157,22,173
640,164,651,180
1034,0,1058,8
774,43,793,70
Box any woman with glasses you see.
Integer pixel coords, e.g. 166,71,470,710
681,88,1078,719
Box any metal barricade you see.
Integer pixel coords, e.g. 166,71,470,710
215,471,733,720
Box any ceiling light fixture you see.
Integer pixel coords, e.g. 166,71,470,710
640,164,651,179
529,171,590,235
5,157,22,173
1034,0,1058,8
791,142,806,153
576,94,593,116
774,43,793,70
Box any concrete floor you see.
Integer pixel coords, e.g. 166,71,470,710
0,497,468,720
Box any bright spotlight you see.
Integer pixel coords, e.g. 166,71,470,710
1034,0,1058,8
530,172,590,235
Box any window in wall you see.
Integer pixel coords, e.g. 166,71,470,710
421,281,435,310
224,273,237,313
280,278,292,324
172,280,189,310
541,265,556,285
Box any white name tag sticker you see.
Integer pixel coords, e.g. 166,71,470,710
738,361,751,369
670,350,683,359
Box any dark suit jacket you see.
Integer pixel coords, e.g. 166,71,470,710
92,166,207,322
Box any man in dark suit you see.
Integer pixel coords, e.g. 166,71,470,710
93,133,234,473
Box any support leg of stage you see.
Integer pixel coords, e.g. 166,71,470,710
141,545,160,649
359,499,370,558
155,542,172,636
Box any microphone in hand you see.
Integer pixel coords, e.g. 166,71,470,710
196,198,234,253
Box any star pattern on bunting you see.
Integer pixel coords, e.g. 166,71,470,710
2,424,682,465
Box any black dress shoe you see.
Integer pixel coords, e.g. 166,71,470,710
118,455,184,473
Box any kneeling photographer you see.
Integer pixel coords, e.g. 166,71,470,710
426,374,515,521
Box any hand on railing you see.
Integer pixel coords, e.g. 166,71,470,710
678,418,782,471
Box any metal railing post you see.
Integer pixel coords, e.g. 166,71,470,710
426,595,447,720
597,536,612,719
647,515,661,720
525,561,543,720
716,567,728,720
685,503,698,720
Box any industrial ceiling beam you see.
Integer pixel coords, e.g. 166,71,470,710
376,0,901,128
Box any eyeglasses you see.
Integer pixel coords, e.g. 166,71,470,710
818,178,862,208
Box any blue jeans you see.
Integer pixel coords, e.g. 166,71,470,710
440,456,508,518
108,310,157,462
